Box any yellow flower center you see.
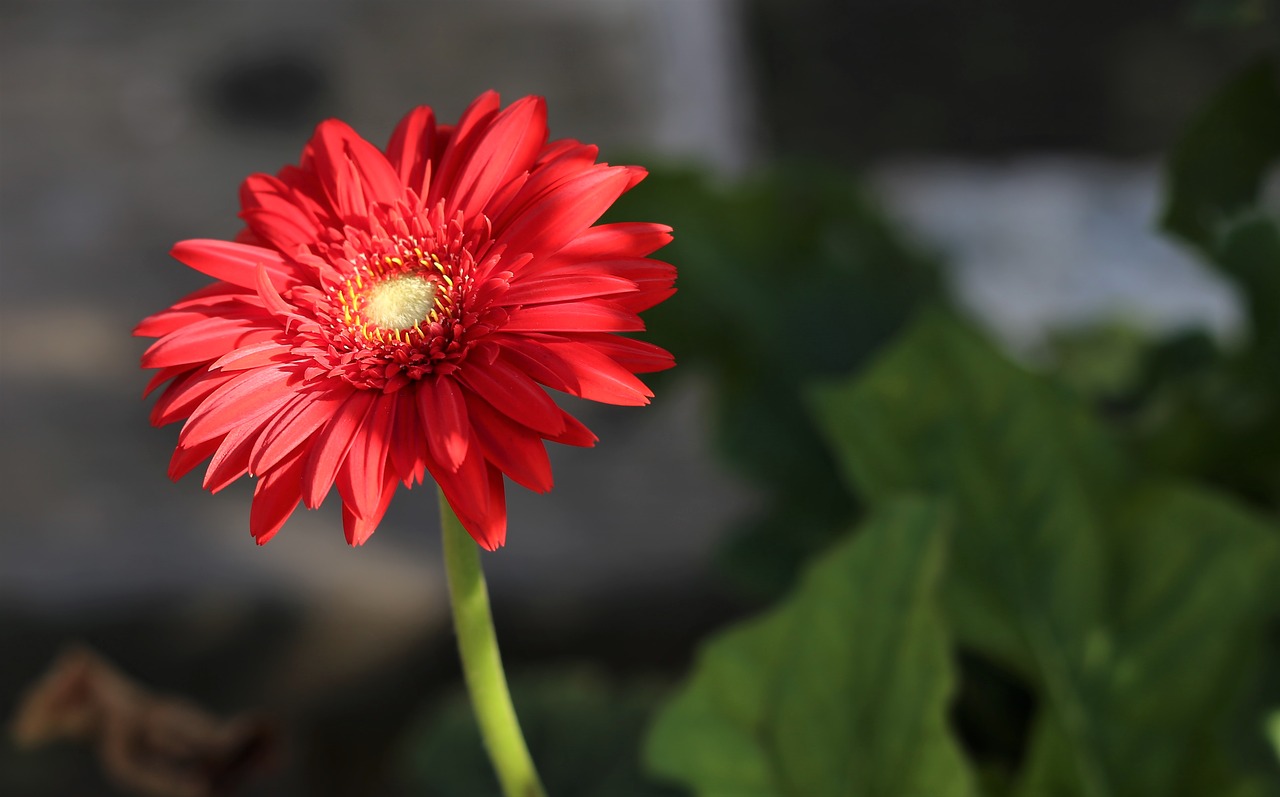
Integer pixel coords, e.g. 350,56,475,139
363,274,437,331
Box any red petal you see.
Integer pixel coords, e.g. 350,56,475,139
494,340,574,394
301,389,377,508
616,285,678,314
550,221,673,261
340,462,399,546
502,300,644,333
136,309,217,339
576,334,676,373
250,389,346,474
142,365,188,398
464,392,553,493
432,462,508,551
203,421,261,493
499,274,638,306
305,120,405,219
480,170,530,226
150,368,237,426
239,207,316,254
446,96,547,219
547,342,656,406
238,173,324,252
427,91,502,209
171,239,295,292
255,263,296,319
391,385,428,485
457,355,564,436
426,428,493,535
210,340,293,372
135,287,257,339
500,339,652,405
498,166,634,257
142,319,273,369
169,436,220,481
335,392,398,543
179,367,298,447
250,447,307,544
546,409,598,448
533,257,676,285
533,138,592,168
416,376,470,472
385,106,439,200
489,142,601,230
477,464,508,550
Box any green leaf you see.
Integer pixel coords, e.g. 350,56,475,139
1125,321,1280,507
1037,323,1150,401
811,311,1119,792
810,311,1280,796
645,498,976,797
811,310,1123,678
1161,60,1280,250
1215,214,1280,354
1013,485,1280,797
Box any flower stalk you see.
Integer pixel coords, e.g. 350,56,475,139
439,489,546,797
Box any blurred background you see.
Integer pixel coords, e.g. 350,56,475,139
0,1,1274,795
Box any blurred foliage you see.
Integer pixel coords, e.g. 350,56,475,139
1186,0,1273,30
1148,59,1280,504
398,669,679,797
1162,60,1280,250
1036,323,1150,400
608,166,944,597
813,312,1279,797
404,50,1280,797
640,56,1280,797
1039,60,1280,509
648,312,1280,797
638,51,1280,797
646,498,976,797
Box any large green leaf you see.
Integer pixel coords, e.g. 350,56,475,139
1216,213,1280,356
810,311,1280,796
1013,485,1279,797
1161,60,1280,250
645,498,976,797
811,310,1123,680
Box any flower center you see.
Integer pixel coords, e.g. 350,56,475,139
362,274,437,331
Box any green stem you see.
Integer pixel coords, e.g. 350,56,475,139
438,490,546,797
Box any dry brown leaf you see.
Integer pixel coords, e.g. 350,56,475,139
10,645,278,797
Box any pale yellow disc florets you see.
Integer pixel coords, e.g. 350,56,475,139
363,274,437,331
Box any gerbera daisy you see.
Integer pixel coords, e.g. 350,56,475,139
137,91,676,550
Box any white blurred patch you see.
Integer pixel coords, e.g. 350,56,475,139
871,158,1242,349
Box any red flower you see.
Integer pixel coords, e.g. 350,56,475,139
136,92,675,550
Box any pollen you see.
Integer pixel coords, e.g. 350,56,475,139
362,274,438,331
